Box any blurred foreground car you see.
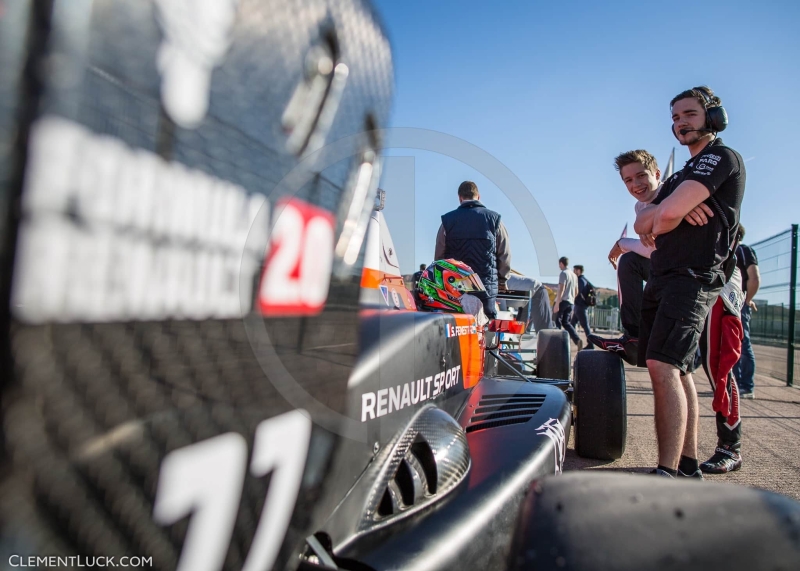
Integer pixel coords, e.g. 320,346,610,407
1,1,798,570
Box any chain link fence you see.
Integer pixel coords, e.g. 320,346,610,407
749,225,798,386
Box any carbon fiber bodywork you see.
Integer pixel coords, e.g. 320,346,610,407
336,379,571,570
314,310,476,546
4,3,793,571
1,2,573,569
0,1,392,570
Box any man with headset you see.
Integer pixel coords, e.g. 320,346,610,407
634,86,746,478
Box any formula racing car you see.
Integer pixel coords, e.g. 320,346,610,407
1,1,798,570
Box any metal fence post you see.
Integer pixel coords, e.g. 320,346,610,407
788,224,798,387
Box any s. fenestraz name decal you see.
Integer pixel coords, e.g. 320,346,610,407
445,323,477,338
361,365,462,421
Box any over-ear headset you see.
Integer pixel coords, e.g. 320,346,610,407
698,89,729,133
671,88,729,139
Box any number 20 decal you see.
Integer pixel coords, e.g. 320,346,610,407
258,198,335,316
153,410,312,571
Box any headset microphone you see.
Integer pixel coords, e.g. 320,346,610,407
679,128,714,135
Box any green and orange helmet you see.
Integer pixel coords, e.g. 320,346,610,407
416,259,486,312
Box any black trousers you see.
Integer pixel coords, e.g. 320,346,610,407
617,252,650,338
556,301,580,343
570,304,593,348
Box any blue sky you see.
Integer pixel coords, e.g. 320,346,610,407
372,0,800,289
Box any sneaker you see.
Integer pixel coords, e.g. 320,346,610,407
700,445,742,474
677,468,704,480
576,338,585,351
588,334,638,366
649,468,674,478
740,391,755,399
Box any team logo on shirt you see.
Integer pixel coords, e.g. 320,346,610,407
696,155,717,170
693,153,720,177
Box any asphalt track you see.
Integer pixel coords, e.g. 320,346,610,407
564,337,800,501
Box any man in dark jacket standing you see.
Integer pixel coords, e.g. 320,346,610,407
434,181,511,318
570,265,594,349
733,225,760,399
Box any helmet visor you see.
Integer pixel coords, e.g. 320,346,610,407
448,272,485,293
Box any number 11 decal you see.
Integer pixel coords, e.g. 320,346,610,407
153,410,312,571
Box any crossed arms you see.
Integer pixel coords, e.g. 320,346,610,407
609,181,716,268
634,180,715,239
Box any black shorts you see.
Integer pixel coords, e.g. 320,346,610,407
638,271,721,373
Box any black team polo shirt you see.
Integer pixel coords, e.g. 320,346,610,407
650,138,746,280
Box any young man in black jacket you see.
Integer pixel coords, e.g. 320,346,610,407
570,265,594,349
634,86,745,478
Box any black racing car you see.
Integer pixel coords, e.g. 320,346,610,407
0,1,797,570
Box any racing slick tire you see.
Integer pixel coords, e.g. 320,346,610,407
574,350,627,460
536,330,570,380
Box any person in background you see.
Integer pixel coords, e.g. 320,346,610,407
733,225,760,399
570,265,594,349
634,85,746,478
553,257,583,350
505,272,555,332
592,149,663,363
595,148,745,476
435,181,511,318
